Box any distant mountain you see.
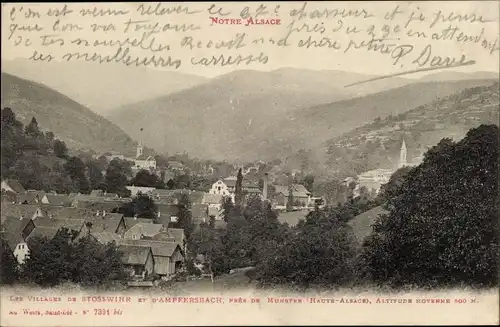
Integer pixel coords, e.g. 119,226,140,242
415,71,499,82
323,81,499,178
107,68,416,161
1,59,208,114
107,69,497,162
275,79,499,152
1,72,137,155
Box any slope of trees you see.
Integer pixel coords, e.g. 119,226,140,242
360,124,499,288
1,107,132,195
0,235,19,284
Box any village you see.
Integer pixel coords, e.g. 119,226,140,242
0,140,332,286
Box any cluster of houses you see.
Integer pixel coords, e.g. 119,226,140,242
1,179,186,282
1,162,322,282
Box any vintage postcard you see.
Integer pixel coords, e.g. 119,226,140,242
1,1,499,326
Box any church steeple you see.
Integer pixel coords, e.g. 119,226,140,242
399,139,407,168
136,141,143,159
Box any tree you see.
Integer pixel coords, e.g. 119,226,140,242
71,237,126,286
377,166,412,203
24,117,42,138
224,196,290,270
64,156,90,193
23,228,126,287
53,139,68,159
173,194,194,242
130,169,165,188
0,235,19,284
114,194,158,220
234,168,243,206
361,125,499,288
286,187,294,212
104,159,132,197
1,108,24,177
171,174,191,189
189,223,229,278
303,174,315,193
23,228,78,286
255,208,357,290
86,159,105,191
221,196,235,223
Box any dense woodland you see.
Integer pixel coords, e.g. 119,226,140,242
1,102,498,290
190,124,499,289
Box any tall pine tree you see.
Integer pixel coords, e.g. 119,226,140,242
234,168,243,206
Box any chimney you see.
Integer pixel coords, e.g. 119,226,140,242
20,215,24,220
102,210,106,217
263,173,269,200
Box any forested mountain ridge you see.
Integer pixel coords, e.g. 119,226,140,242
1,72,137,156
323,82,500,178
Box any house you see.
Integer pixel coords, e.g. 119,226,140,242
124,217,153,230
208,206,223,220
126,186,155,197
119,239,184,277
156,204,180,227
82,212,127,236
41,194,72,206
274,184,312,207
202,193,223,206
163,228,185,250
168,161,184,171
33,218,86,238
208,178,261,200
25,227,60,242
124,223,165,240
33,216,85,229
1,193,16,203
188,191,205,205
132,145,157,170
1,216,36,264
1,203,45,221
16,191,45,205
202,193,224,220
90,231,122,244
149,231,176,243
89,190,118,198
1,179,26,195
208,180,232,197
356,169,394,195
118,245,155,279
191,203,209,225
151,189,177,201
71,197,123,212
39,207,127,236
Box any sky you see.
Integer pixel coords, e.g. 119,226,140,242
1,1,499,78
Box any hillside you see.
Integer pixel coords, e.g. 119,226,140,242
1,59,208,114
276,79,498,150
324,81,500,178
107,68,385,161
108,74,497,162
1,72,137,155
